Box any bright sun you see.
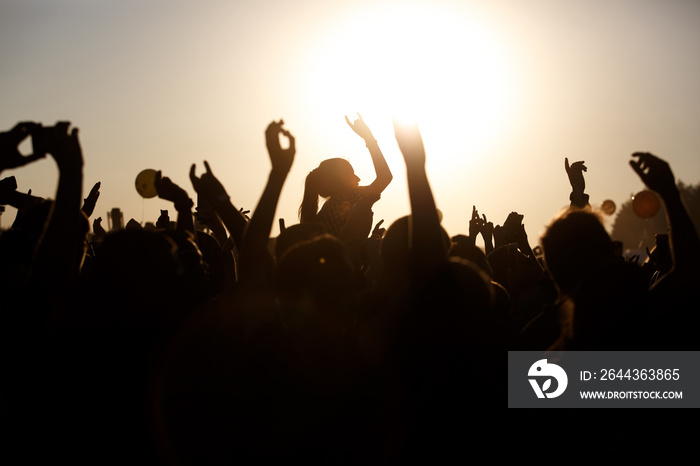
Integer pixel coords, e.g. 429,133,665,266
302,1,517,157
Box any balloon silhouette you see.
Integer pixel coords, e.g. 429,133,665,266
601,199,616,216
632,190,660,219
135,169,158,199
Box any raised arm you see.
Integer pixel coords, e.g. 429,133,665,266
237,119,295,289
565,157,589,209
467,205,482,247
194,193,229,247
81,181,101,218
29,122,86,287
393,119,446,274
0,122,46,173
154,171,195,234
629,152,700,280
346,113,392,194
0,176,44,210
190,161,249,249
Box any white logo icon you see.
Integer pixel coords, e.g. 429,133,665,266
528,359,568,398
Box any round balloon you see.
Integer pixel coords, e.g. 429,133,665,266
600,199,616,216
135,169,158,199
632,190,660,219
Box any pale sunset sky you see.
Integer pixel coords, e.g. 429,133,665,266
2,0,699,248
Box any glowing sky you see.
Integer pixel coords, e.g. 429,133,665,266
2,0,699,249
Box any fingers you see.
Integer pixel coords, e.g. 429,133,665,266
283,129,296,152
632,151,653,160
9,122,38,141
204,160,212,174
54,121,71,135
189,164,197,182
89,181,101,196
345,114,363,126
629,159,645,178
372,219,385,236
22,152,46,164
471,205,477,219
565,157,570,171
266,121,284,150
266,119,284,133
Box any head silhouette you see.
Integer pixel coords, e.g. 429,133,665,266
314,158,359,197
274,221,328,262
299,158,360,223
540,209,615,296
274,233,359,333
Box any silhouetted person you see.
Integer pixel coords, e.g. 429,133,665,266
541,209,651,350
299,114,392,237
629,152,700,349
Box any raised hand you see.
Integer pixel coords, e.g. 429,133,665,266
155,171,194,233
0,122,45,172
154,171,193,210
629,152,676,196
45,122,83,171
265,120,295,174
493,224,505,249
345,113,375,142
0,176,18,205
565,157,587,191
191,160,248,246
190,161,229,205
481,213,494,254
393,118,425,168
493,212,524,249
392,117,444,267
469,205,484,240
503,211,524,231
81,181,101,217
481,214,494,236
236,120,296,290
92,216,107,239
565,157,589,207
371,219,386,239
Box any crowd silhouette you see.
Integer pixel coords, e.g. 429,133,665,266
1,117,699,464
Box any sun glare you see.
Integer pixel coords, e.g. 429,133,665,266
302,2,516,155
